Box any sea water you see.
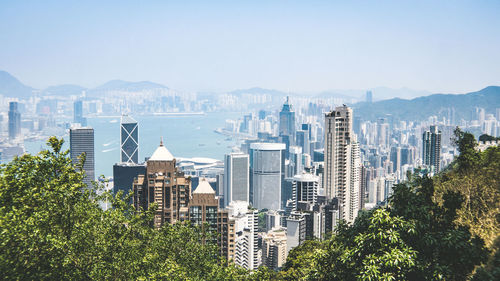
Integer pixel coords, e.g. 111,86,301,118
24,112,242,178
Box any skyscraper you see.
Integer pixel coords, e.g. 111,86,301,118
366,90,373,103
8,102,21,139
70,127,95,187
279,96,296,145
133,140,191,227
250,143,286,210
292,173,319,210
324,105,361,223
73,100,87,126
422,125,441,173
120,115,139,164
223,152,250,207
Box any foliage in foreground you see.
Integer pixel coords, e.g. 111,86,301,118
1,130,498,280
280,128,498,281
0,137,253,280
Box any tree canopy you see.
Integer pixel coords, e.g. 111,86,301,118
1,131,498,280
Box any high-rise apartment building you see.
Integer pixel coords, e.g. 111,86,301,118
292,173,319,210
8,102,21,139
262,228,288,270
70,127,95,187
422,125,442,173
324,105,361,223
132,140,191,227
120,115,139,164
223,152,250,207
286,212,306,252
279,97,296,145
250,143,286,210
226,201,260,270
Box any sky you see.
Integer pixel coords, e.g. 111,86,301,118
0,0,499,94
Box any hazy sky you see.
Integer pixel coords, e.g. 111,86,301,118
1,0,499,93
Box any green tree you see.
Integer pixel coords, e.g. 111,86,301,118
0,137,251,280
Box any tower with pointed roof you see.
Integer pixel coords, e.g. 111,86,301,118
133,140,191,227
279,96,296,146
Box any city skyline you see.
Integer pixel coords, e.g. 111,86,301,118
1,1,499,94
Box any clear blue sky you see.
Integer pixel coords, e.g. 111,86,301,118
0,0,499,93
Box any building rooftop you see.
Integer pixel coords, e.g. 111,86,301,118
193,178,215,194
149,140,174,161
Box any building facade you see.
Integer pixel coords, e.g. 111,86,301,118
422,125,442,173
120,115,139,164
8,102,21,140
250,143,286,210
279,96,296,145
223,152,250,207
70,127,95,187
132,141,191,227
324,105,361,223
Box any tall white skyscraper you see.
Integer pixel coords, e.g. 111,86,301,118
120,115,139,164
224,152,250,207
70,127,95,187
324,105,361,223
250,143,286,210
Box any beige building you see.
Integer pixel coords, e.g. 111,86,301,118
132,142,235,260
324,105,361,223
262,228,288,270
133,140,190,227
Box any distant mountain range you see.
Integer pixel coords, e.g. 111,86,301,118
0,70,170,97
0,70,498,121
0,71,33,98
91,80,168,92
353,86,500,121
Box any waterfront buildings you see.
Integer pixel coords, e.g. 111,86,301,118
8,102,21,139
70,127,95,187
120,115,139,164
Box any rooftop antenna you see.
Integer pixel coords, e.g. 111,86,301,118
160,136,164,146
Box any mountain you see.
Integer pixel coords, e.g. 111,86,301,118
92,80,168,92
353,86,500,121
0,71,33,97
43,84,87,96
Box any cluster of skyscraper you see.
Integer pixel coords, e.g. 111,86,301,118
62,94,471,272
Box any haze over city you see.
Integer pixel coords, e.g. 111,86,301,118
1,1,499,280
1,0,500,93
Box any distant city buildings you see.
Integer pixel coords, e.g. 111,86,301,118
70,127,95,187
279,97,296,146
8,102,21,139
73,100,87,126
